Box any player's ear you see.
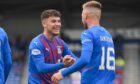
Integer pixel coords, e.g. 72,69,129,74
42,19,46,27
84,13,89,23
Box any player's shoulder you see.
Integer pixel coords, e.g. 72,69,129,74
0,27,6,35
0,27,8,39
0,27,4,32
81,29,92,38
81,29,89,35
29,34,42,49
94,26,109,33
98,26,112,36
90,26,111,35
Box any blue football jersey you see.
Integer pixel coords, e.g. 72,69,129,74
0,27,12,84
28,34,75,84
61,25,115,84
80,26,115,84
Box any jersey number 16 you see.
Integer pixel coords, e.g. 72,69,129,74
99,46,115,70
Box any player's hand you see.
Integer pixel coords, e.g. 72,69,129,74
51,71,63,84
63,55,75,67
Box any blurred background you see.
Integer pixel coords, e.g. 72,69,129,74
0,0,140,84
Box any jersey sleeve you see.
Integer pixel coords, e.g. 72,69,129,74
61,40,76,58
61,30,93,77
81,31,93,52
2,29,12,81
29,40,64,73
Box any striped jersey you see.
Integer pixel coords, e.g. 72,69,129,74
28,34,75,84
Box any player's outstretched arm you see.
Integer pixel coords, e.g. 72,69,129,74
29,41,65,73
61,31,93,77
31,50,65,73
34,55,75,73
52,30,93,83
51,50,92,84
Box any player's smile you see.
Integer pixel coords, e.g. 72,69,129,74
52,25,61,35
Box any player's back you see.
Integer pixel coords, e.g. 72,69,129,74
81,26,115,84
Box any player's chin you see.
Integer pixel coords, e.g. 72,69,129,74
53,32,60,36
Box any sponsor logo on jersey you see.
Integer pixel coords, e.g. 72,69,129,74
34,41,38,45
82,39,92,44
31,49,41,55
83,32,87,35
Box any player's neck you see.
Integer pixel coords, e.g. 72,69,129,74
87,20,100,28
43,31,54,41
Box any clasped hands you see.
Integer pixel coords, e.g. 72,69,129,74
51,55,75,84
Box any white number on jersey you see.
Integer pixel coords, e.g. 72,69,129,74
99,46,115,70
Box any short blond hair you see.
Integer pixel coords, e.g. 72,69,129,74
82,1,102,19
83,0,102,9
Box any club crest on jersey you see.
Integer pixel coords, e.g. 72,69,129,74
57,46,62,54
57,57,63,63
31,49,41,55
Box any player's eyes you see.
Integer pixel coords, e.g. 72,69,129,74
58,20,61,23
51,20,56,23
51,20,61,23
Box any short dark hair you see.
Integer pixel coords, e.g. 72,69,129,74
41,9,61,21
